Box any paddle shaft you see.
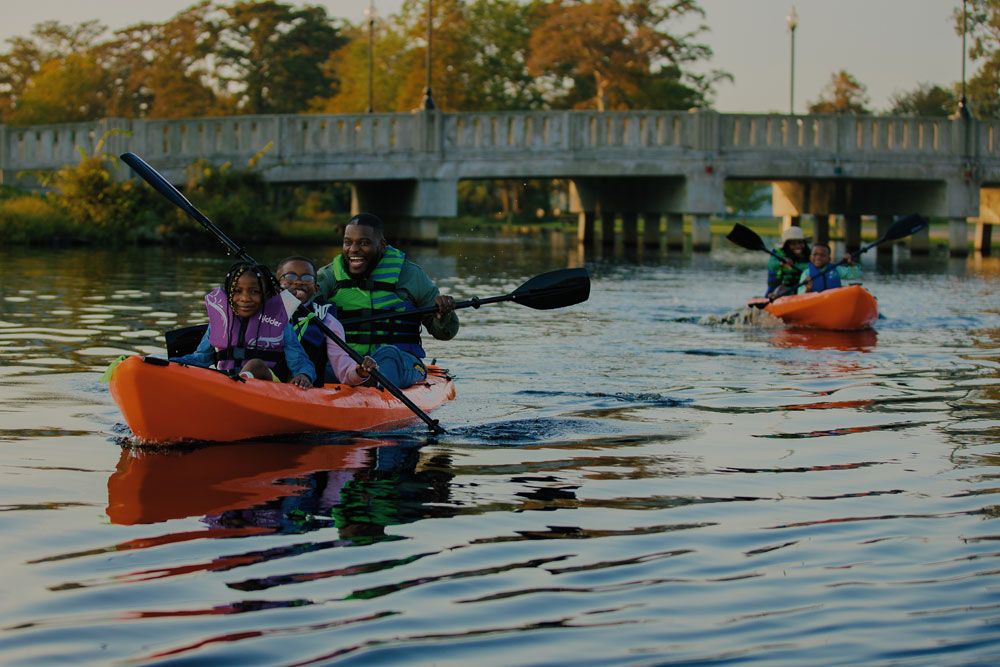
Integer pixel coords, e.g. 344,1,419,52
121,152,445,435
340,294,507,327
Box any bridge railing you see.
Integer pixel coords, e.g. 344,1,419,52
3,110,999,173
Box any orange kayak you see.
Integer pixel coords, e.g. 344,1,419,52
108,355,456,444
748,285,878,331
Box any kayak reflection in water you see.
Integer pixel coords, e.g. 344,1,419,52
107,439,456,543
169,262,315,388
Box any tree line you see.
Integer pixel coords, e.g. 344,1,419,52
0,0,730,125
3,0,999,243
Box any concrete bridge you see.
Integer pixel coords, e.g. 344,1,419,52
3,110,999,255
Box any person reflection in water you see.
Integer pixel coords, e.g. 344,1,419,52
202,443,456,542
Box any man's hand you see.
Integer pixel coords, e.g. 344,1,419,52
434,295,456,319
290,374,312,389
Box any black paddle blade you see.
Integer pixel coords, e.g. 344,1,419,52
882,213,929,243
511,268,590,310
727,223,769,252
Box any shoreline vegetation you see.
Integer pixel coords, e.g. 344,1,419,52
0,153,988,251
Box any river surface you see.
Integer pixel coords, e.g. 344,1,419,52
1,230,999,666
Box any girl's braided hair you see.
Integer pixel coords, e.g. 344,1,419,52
223,262,280,314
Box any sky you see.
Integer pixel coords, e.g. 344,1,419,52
0,0,966,114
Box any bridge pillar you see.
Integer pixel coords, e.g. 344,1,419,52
876,215,894,257
781,215,801,235
666,213,684,250
577,211,596,245
813,214,831,245
691,214,712,252
910,225,931,255
843,213,862,253
622,212,639,246
643,212,662,248
975,221,992,256
948,218,969,257
351,178,457,245
600,211,615,246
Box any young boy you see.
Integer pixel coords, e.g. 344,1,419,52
800,243,861,293
276,256,378,386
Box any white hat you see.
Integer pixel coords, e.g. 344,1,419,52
780,226,806,243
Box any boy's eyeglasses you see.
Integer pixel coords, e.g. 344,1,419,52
279,272,316,284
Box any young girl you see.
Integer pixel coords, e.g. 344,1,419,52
766,226,810,298
170,262,316,388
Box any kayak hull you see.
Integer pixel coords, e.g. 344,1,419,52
109,355,456,444
750,285,878,331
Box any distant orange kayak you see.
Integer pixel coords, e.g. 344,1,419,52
108,355,456,444
748,285,878,331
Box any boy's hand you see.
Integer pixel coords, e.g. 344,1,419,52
290,374,312,389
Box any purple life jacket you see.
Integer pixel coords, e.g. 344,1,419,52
205,287,290,371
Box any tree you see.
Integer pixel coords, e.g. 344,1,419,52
526,0,724,111
808,70,870,114
8,53,111,124
956,0,1000,118
214,1,347,114
887,82,956,117
98,2,219,119
0,20,107,121
724,181,770,222
312,15,421,112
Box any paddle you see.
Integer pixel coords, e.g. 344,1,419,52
120,151,446,435
337,268,590,327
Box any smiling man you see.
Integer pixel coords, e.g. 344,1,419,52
315,213,459,389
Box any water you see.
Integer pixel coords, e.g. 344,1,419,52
2,233,1000,665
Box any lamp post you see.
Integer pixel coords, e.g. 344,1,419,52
786,6,798,115
958,0,970,119
422,0,436,110
365,0,376,113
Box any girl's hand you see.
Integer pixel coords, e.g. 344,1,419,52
290,374,312,389
357,356,378,378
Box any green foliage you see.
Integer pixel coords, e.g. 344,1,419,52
724,181,770,222
1,0,726,120
887,83,957,117
8,53,110,125
215,1,347,114
459,179,559,221
172,161,279,243
526,0,724,111
808,70,870,114
0,193,76,243
49,154,161,242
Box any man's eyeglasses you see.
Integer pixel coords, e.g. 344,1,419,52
279,272,316,284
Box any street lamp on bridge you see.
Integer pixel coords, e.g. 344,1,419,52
365,0,376,113
422,0,436,111
958,0,971,119
786,6,798,116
